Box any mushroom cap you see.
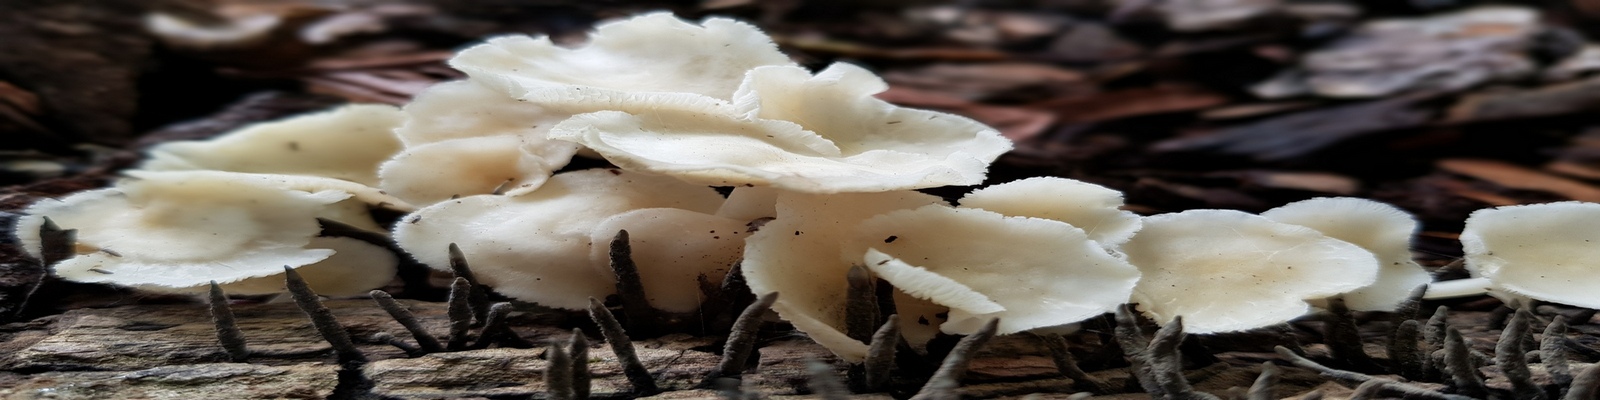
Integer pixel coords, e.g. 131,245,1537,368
450,12,793,104
378,135,554,206
549,63,1011,193
1460,201,1600,309
587,208,749,313
125,170,413,211
392,169,725,310
15,171,392,293
715,186,780,222
1262,197,1429,311
958,177,1142,249
855,205,1141,335
742,191,945,362
175,237,399,296
141,104,404,187
1125,209,1380,334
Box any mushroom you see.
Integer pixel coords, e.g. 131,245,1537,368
1426,201,1600,309
743,191,946,361
1261,197,1430,311
1123,209,1381,334
854,205,1141,336
14,170,395,296
392,168,726,310
956,177,1142,249
549,63,1012,193
141,104,404,187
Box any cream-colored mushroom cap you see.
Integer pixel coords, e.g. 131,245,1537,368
124,170,413,211
587,208,749,313
393,169,725,310
378,135,552,205
1262,197,1429,311
854,205,1140,335
1458,201,1600,309
550,63,1012,193
958,177,1142,248
742,191,945,362
15,171,394,295
1125,209,1380,334
141,104,403,187
450,12,793,103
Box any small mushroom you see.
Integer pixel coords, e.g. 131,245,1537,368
141,104,404,187
393,169,725,310
957,177,1142,249
1430,201,1600,308
1124,209,1381,333
1261,197,1429,311
549,63,1011,193
15,170,395,295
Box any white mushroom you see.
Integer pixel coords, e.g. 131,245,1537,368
14,170,395,295
957,177,1142,249
1261,197,1430,311
1436,201,1600,309
141,104,404,187
549,63,1012,193
1124,209,1380,334
853,205,1140,335
392,169,725,310
742,191,945,361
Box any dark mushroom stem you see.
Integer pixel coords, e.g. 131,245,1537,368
1035,331,1112,393
546,338,575,400
570,328,591,400
445,277,474,351
1247,362,1277,400
608,230,667,335
15,218,75,320
712,292,778,381
845,265,878,343
1390,319,1426,381
863,317,900,393
1443,327,1489,399
1324,297,1380,372
1496,306,1544,400
283,266,366,365
446,243,491,326
1544,316,1573,394
207,281,249,362
473,302,532,349
586,297,659,395
911,318,999,400
369,290,443,353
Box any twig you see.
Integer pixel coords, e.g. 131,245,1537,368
1035,332,1112,393
1543,316,1573,394
714,292,778,379
207,282,249,362
1248,362,1277,400
911,318,999,400
1497,306,1545,400
369,290,442,353
1444,327,1489,398
446,243,490,326
445,277,473,351
570,328,590,400
586,297,658,395
546,338,575,400
284,267,366,364
864,316,900,393
806,359,851,400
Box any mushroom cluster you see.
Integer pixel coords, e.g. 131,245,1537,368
16,11,1559,365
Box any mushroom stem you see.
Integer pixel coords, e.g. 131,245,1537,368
445,277,474,351
1324,297,1381,372
1274,345,1376,381
284,266,366,364
14,218,74,319
1148,317,1219,400
546,338,575,400
1423,278,1493,300
911,318,999,400
713,292,778,380
472,302,529,349
586,297,659,395
1274,346,1469,400
845,265,878,343
1497,306,1544,400
1567,363,1600,400
446,243,491,326
1543,316,1573,393
1444,327,1489,398
609,230,665,336
1035,332,1111,394
1390,320,1426,381
1114,304,1163,397
369,290,443,353
1247,362,1277,400
207,281,249,362
864,316,900,393
570,329,591,400
806,359,851,400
